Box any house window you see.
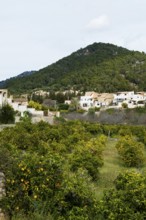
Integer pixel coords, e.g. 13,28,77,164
83,103,87,107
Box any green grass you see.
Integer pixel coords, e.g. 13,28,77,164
96,138,146,199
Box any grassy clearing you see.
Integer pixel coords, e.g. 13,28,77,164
96,137,146,199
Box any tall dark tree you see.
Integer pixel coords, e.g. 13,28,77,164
0,104,15,124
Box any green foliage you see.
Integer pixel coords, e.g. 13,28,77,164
134,106,146,113
0,121,104,219
116,135,144,167
122,102,128,108
76,109,86,113
100,171,146,219
88,108,95,115
28,100,43,110
2,42,146,94
20,111,32,123
58,103,69,111
1,121,146,219
29,93,44,104
0,104,15,124
94,107,100,112
70,136,106,180
84,123,102,136
105,108,115,114
118,127,132,136
52,168,99,219
69,98,80,111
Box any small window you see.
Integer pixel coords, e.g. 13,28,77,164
83,103,87,107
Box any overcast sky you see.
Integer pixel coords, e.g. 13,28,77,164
0,0,146,81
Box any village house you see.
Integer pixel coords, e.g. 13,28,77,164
79,91,96,110
113,91,146,108
80,91,146,110
94,93,114,108
0,89,8,106
79,92,114,110
1,89,146,116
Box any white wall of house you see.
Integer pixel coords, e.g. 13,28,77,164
0,90,8,106
113,91,134,103
65,100,71,105
132,94,145,102
18,105,27,116
79,96,94,109
11,103,19,111
80,91,146,110
27,108,44,116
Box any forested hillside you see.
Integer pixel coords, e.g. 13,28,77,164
1,42,146,94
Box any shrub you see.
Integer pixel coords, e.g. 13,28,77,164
76,109,86,113
105,108,115,114
100,171,146,219
94,107,100,112
88,108,95,115
116,135,144,167
122,102,128,108
58,103,69,111
0,104,15,124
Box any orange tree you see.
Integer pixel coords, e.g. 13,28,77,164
100,171,146,219
70,135,106,180
116,135,144,167
0,120,104,218
1,147,64,216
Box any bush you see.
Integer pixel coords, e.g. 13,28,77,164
105,108,115,114
122,102,128,108
88,108,95,115
134,106,146,113
76,109,86,113
94,107,100,112
116,135,144,167
100,171,146,219
0,104,15,124
58,103,69,111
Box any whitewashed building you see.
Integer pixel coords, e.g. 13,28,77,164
79,92,114,110
79,92,96,110
113,91,146,108
0,89,8,106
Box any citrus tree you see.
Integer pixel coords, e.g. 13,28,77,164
116,135,144,167
100,171,146,219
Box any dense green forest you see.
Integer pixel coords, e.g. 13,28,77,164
1,42,146,94
1,120,146,219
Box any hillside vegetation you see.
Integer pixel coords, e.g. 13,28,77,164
1,42,146,94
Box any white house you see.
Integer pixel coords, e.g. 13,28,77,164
79,92,114,110
79,91,96,110
94,93,114,108
113,91,135,103
0,89,8,106
113,91,145,108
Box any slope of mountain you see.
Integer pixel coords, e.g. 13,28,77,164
1,42,146,94
16,71,36,78
0,71,35,88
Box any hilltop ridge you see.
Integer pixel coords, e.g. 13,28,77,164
1,42,146,94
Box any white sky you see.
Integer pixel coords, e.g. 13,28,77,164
0,0,146,81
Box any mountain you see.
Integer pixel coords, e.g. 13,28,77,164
1,42,146,94
0,71,35,88
16,71,36,78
